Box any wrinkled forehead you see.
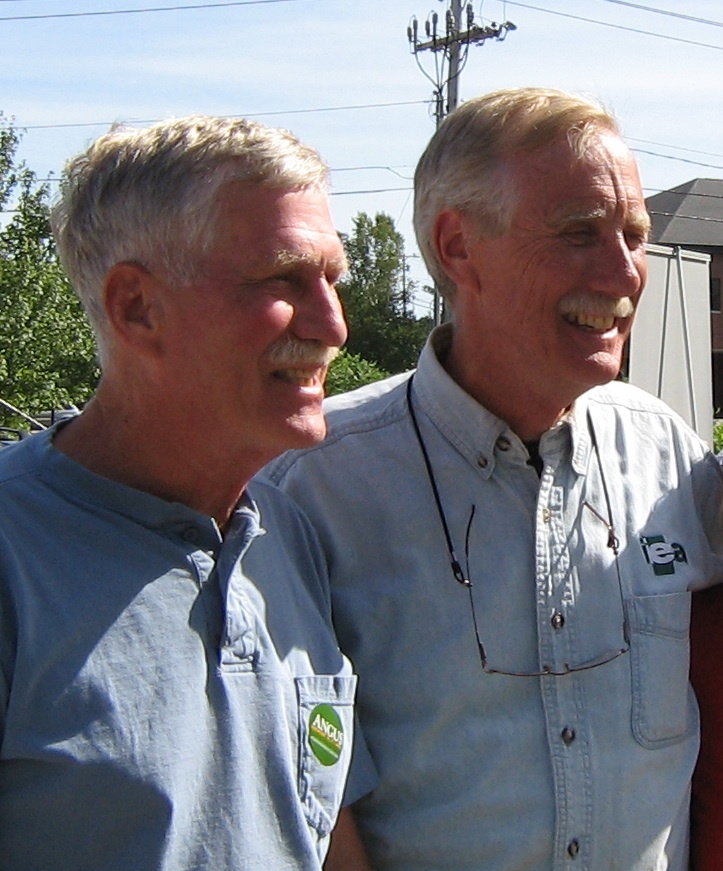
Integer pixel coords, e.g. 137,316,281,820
198,182,348,280
585,131,644,184
512,131,649,224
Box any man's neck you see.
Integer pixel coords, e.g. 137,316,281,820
53,390,250,532
442,342,571,442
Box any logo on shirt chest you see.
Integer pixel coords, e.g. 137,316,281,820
308,704,344,766
639,534,688,575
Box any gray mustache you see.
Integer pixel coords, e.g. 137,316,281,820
266,337,340,368
559,294,634,319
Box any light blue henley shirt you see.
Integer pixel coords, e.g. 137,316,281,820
0,425,376,870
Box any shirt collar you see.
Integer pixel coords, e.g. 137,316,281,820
412,324,593,477
36,423,263,547
564,393,594,476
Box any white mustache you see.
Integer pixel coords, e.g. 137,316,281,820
266,336,340,368
559,294,635,319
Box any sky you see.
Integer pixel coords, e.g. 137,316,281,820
2,0,723,316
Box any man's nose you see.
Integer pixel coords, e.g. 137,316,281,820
294,277,348,348
591,233,646,297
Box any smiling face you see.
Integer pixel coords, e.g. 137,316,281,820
154,181,348,467
445,131,650,436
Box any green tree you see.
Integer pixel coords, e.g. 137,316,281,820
326,348,389,396
0,118,98,426
714,417,723,454
339,212,432,375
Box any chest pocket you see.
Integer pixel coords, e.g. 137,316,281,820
296,675,357,839
627,591,697,748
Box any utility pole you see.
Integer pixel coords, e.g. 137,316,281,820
407,1,516,128
407,1,516,321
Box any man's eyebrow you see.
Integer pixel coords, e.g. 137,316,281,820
629,210,652,236
270,250,349,273
550,205,652,235
550,206,607,227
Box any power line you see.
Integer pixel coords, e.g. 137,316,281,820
22,0,718,31
6,178,723,214
16,100,429,132
504,1,723,51
647,211,723,227
10,123,723,188
14,114,723,180
0,0,308,23
19,179,415,196
633,148,723,172
0,185,414,212
334,166,414,180
14,125,723,182
332,186,411,197
630,138,723,161
644,187,723,202
9,200,723,219
597,0,723,29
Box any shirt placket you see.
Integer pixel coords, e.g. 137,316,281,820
536,455,595,870
216,512,261,669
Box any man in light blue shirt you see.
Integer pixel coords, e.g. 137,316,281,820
264,88,723,869
0,116,376,870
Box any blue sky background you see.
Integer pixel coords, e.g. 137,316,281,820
3,0,723,314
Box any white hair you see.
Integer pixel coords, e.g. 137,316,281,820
51,115,330,358
413,87,620,302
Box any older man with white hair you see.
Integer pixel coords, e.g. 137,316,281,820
265,88,723,870
0,115,376,870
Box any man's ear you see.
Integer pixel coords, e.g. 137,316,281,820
103,262,164,354
434,209,481,293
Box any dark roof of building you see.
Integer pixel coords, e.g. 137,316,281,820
646,178,723,248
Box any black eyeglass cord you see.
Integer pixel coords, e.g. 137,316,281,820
406,374,630,677
406,372,630,655
406,375,470,586
587,423,619,555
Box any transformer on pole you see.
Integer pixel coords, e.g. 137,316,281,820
407,1,516,322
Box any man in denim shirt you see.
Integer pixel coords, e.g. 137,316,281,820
0,116,376,869
264,88,723,869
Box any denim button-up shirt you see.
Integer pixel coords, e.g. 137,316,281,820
266,325,723,871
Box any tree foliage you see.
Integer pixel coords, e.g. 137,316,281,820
338,212,432,376
0,118,99,426
326,348,389,396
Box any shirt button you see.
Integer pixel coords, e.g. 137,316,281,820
561,727,576,745
551,612,565,630
496,436,511,451
567,839,580,858
542,508,551,523
182,526,199,543
477,455,488,469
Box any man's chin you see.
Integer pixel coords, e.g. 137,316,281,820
282,417,328,450
575,350,625,389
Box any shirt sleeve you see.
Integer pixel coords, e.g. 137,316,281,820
690,583,723,871
343,712,379,806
